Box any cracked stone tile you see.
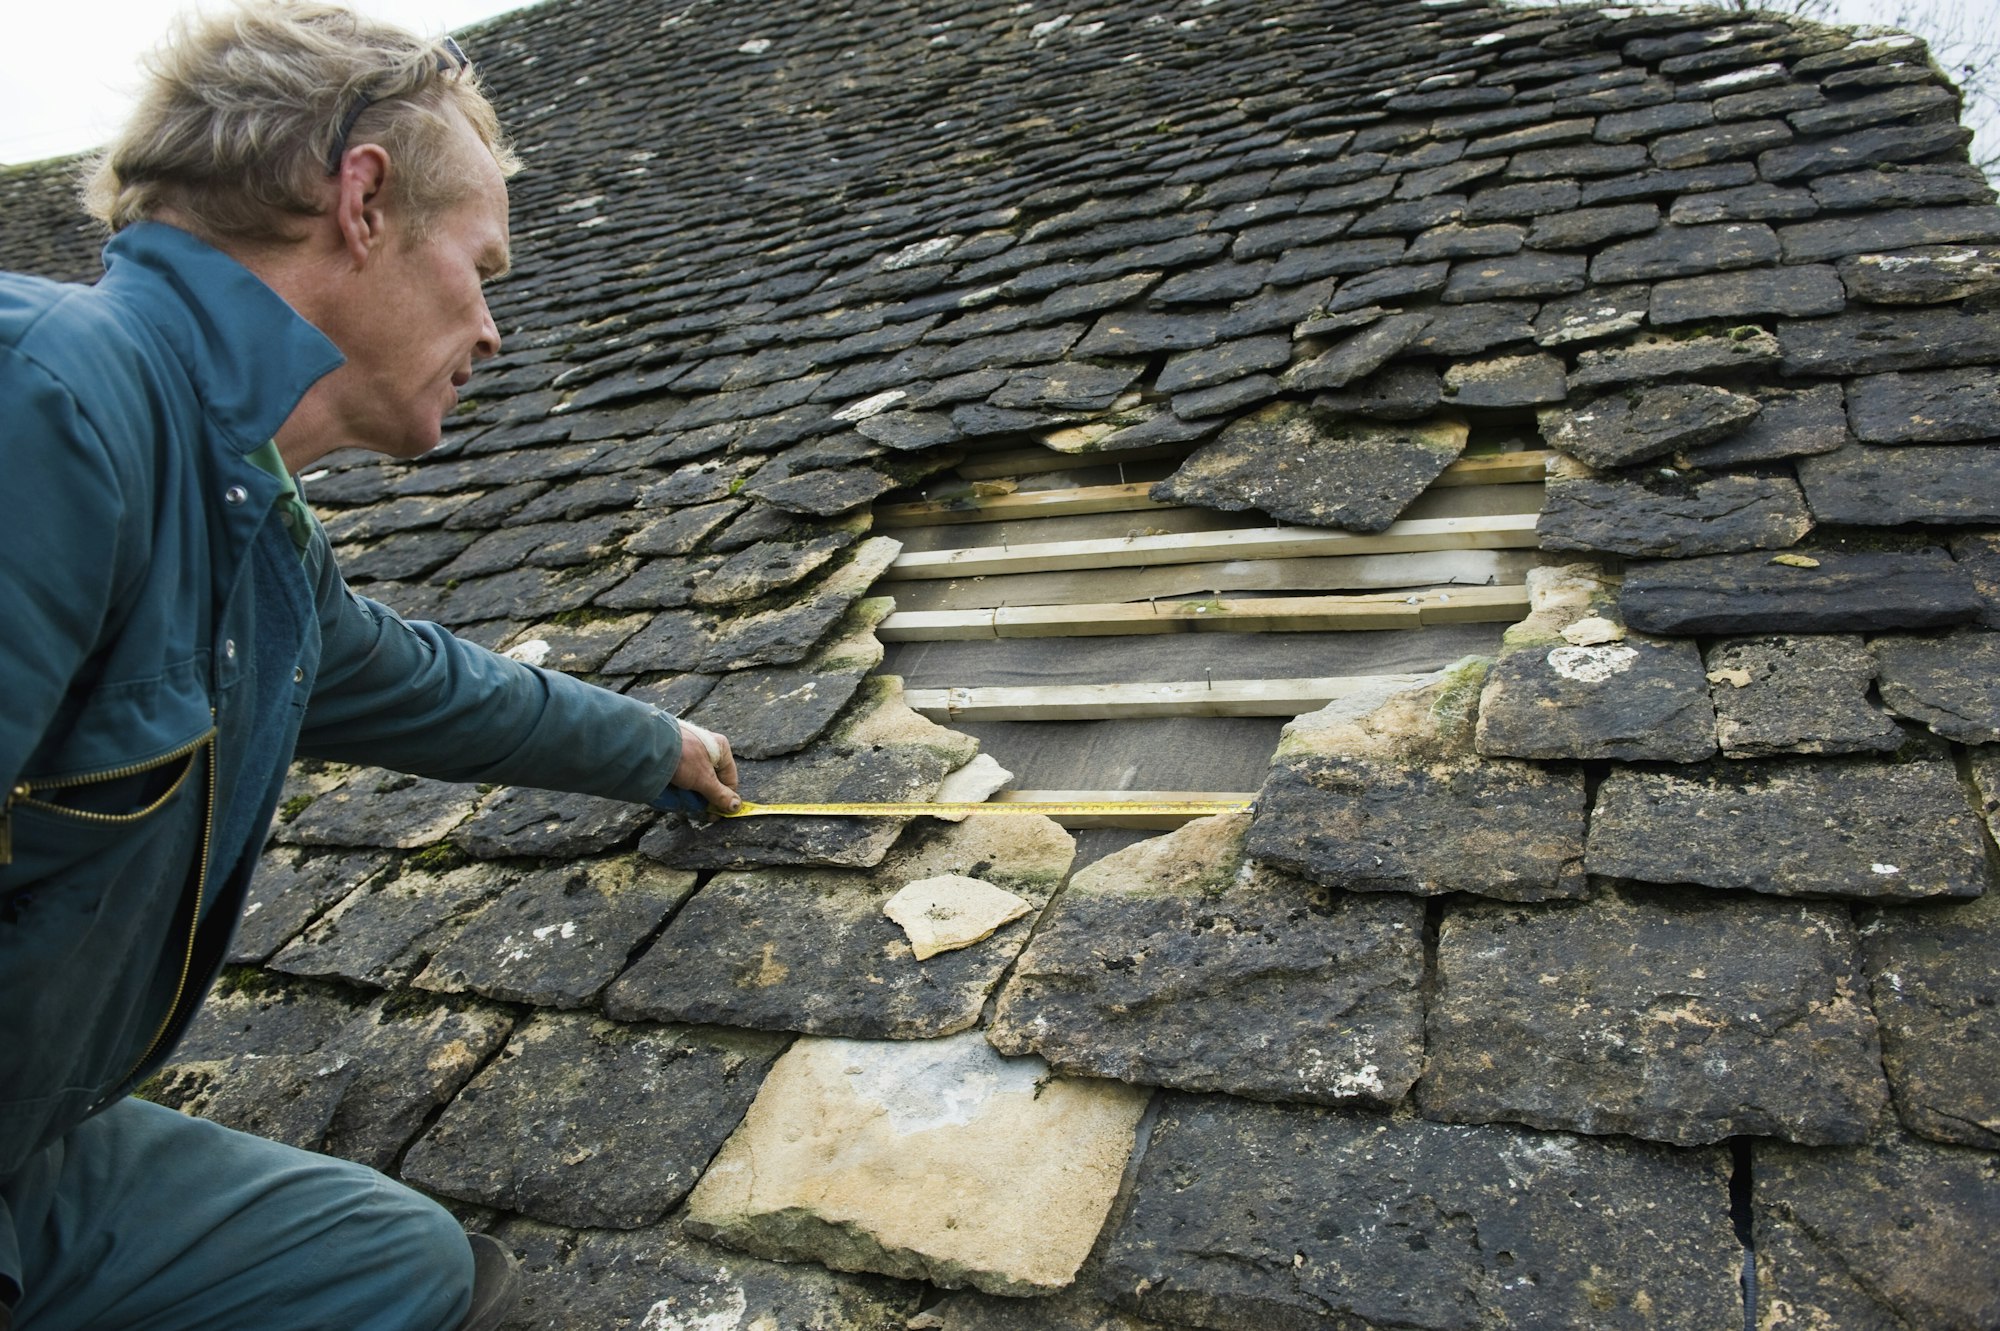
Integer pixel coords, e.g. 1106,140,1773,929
1858,885,2000,1150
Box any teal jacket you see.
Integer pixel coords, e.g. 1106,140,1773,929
0,223,683,1192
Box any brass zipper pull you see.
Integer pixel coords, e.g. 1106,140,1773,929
2,782,27,867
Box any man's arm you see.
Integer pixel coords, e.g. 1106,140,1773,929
294,521,737,808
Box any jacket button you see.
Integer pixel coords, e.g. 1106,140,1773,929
224,485,249,505
294,667,305,683
223,639,238,661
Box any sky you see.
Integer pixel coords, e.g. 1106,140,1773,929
0,0,531,166
3,0,1998,167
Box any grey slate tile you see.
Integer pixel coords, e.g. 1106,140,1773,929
1704,635,1903,758
1102,1096,1738,1331
401,1013,788,1229
1423,885,1892,1145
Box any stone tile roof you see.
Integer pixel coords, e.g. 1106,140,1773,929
4,0,1998,1326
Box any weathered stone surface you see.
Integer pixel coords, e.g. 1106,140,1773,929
1475,565,1718,762
1669,181,1817,224
1311,364,1443,420
926,1284,1179,1331
1650,263,1843,323
1800,437,2000,528
1566,327,1781,389
1326,260,1450,311
1152,402,1466,533
1779,204,2000,263
686,664,867,760
1872,627,2000,743
686,1032,1151,1296
489,1215,921,1331
1404,222,1525,260
1154,334,1289,394
1586,750,1990,900
1538,383,1762,467
990,814,1425,1106
690,532,854,607
1649,118,1794,168
1277,311,1430,390
611,815,1070,1038
157,981,514,1170
497,613,649,673
1704,635,1903,758
451,787,653,859
283,771,480,849
695,536,901,673
1844,367,2000,444
596,555,720,612
270,862,518,988
1678,382,1849,467
1102,1095,1738,1331
1589,221,1779,282
1780,304,2000,378
626,499,742,558
1440,352,1565,407
230,848,394,964
1840,245,2000,304
1248,663,1589,901
597,608,715,674
412,856,696,1008
1621,547,1982,635
1953,531,2000,628
745,466,895,516
1778,108,1970,169
1532,283,1649,346
1859,887,2000,1149
1756,1132,2000,1331
1538,466,1811,558
1441,250,1586,301
854,409,962,452
402,1013,789,1229
1410,299,1539,354
1524,202,1659,250
1424,885,1891,1146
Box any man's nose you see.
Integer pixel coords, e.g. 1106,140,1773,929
474,298,501,359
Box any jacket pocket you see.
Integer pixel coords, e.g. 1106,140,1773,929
2,728,214,869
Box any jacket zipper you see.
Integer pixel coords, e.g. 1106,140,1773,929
1,727,216,867
126,718,219,1080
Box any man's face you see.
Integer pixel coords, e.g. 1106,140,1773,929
323,117,510,459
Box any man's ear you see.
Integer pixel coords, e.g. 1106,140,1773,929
331,142,393,268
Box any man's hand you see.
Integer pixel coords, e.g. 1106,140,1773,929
672,718,741,813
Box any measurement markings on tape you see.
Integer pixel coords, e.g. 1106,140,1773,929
719,800,1253,819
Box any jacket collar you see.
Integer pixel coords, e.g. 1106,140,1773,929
98,221,345,456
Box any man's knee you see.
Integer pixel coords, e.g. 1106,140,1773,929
334,1175,476,1331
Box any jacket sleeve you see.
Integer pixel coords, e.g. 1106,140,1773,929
0,347,127,795
293,518,682,803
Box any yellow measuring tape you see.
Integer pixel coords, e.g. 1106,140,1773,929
718,799,1253,819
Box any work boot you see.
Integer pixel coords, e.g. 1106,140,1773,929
455,1233,522,1331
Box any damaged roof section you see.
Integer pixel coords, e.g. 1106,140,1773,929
4,0,1999,1326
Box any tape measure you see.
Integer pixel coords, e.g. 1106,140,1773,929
717,799,1253,819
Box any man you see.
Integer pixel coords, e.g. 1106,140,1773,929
0,4,739,1328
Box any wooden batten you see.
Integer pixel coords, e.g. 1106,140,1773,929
883,513,1542,581
877,585,1530,640
904,674,1436,721
988,790,1259,829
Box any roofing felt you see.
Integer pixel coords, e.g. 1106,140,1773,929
3,0,1999,1326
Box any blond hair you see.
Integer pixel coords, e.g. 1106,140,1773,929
83,1,520,241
